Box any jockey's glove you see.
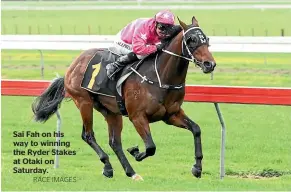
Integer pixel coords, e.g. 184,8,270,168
156,43,166,51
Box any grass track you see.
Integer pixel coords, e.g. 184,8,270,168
1,96,291,190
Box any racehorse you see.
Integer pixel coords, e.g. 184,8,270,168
31,16,216,181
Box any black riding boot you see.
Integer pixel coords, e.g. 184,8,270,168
106,52,138,80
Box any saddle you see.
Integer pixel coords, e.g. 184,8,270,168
81,48,145,116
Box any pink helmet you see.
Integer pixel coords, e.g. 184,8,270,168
155,10,175,25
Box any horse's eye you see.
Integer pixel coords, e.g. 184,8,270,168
186,37,191,43
186,35,194,42
187,35,198,47
191,35,198,43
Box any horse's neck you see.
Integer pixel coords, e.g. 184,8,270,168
158,32,189,85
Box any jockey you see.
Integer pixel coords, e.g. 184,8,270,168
106,10,177,80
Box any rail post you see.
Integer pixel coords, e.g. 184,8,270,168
214,103,226,179
54,110,62,168
38,50,44,79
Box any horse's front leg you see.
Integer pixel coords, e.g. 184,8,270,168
127,114,156,162
165,109,203,178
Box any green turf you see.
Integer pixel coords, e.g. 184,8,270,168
1,96,291,191
2,9,290,36
2,50,291,87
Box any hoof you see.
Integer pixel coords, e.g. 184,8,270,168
131,174,143,181
191,165,202,178
102,168,113,178
127,146,139,156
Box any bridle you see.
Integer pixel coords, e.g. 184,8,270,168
162,26,209,69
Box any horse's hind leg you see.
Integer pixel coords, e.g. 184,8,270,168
76,98,113,178
103,112,143,181
127,115,156,162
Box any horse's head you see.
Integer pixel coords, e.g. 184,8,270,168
177,16,216,74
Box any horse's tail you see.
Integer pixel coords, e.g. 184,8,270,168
32,77,65,123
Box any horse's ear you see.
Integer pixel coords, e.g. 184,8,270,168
192,16,199,26
177,16,187,30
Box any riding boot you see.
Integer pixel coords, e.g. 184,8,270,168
106,52,138,80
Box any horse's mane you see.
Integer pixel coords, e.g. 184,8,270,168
161,25,183,46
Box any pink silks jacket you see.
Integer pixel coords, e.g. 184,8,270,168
119,18,161,55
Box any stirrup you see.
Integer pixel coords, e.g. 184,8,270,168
106,64,117,80
108,73,116,81
106,62,118,70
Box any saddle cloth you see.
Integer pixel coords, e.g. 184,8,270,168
80,48,145,116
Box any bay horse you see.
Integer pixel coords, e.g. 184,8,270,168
32,16,216,181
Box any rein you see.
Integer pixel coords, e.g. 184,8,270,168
162,49,203,67
130,53,184,90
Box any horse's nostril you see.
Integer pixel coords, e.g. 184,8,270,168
204,62,212,68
